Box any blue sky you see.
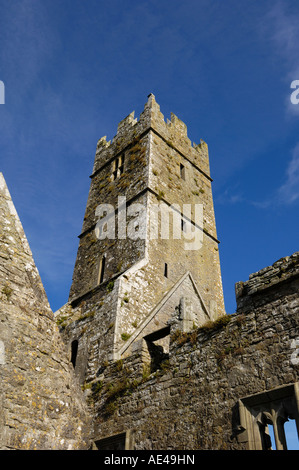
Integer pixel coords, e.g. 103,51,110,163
0,0,298,319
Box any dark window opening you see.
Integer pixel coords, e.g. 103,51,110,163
164,263,168,278
119,155,125,175
146,341,169,373
98,255,106,284
71,340,78,368
258,420,274,450
144,327,170,373
180,163,185,180
95,432,126,450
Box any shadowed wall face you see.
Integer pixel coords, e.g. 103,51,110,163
0,173,91,450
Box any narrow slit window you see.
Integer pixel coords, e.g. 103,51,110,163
98,255,106,284
180,163,185,180
164,263,168,278
119,155,125,175
71,340,78,368
112,158,118,181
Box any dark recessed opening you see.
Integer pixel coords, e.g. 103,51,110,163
98,255,106,284
164,263,168,278
180,163,185,180
71,339,78,368
144,326,170,373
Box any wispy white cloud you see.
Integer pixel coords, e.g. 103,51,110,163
216,142,299,209
0,0,56,84
277,143,299,204
250,144,299,208
265,2,299,70
264,1,299,108
215,188,244,206
269,3,299,205
269,6,298,52
250,2,299,207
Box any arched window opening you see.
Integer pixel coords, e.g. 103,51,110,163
237,383,299,450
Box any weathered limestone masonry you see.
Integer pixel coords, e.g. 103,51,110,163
89,252,299,450
56,94,225,386
235,252,299,314
0,174,91,450
1,95,298,450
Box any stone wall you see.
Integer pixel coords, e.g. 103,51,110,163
0,173,91,450
235,252,299,312
86,252,299,450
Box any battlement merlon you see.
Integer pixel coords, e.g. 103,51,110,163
235,251,299,312
91,94,210,178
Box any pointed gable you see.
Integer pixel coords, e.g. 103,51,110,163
117,271,211,359
0,173,91,450
0,172,50,312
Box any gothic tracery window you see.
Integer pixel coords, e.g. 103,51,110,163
237,383,299,450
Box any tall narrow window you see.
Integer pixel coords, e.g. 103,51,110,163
71,340,78,368
164,263,168,278
119,155,125,175
180,163,185,180
98,255,106,284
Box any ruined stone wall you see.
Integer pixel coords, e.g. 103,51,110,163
235,251,299,313
0,174,91,450
86,253,299,450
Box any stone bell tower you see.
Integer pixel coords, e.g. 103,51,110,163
56,94,225,384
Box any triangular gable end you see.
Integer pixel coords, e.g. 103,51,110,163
117,271,211,359
0,172,51,313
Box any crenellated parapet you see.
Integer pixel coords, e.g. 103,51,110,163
92,94,210,178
